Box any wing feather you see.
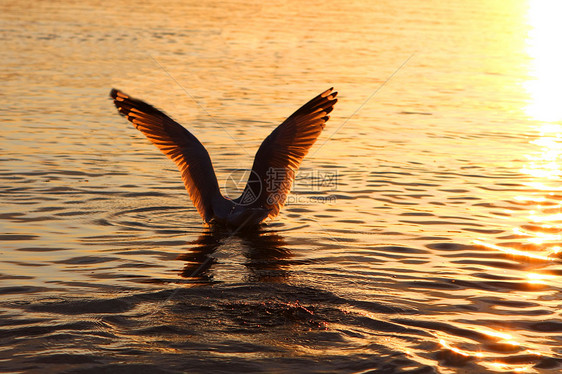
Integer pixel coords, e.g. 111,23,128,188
238,88,338,219
110,89,220,222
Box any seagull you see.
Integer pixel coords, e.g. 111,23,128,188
110,87,338,228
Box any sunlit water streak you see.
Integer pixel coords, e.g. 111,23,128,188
1,0,562,373
525,0,562,122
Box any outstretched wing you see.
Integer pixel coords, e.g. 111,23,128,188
110,89,220,223
237,87,338,219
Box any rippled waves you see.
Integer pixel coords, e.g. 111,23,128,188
2,0,562,373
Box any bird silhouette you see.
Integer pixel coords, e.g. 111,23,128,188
110,87,337,228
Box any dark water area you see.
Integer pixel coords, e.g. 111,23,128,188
1,0,562,372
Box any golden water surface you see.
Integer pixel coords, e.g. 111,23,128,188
1,0,561,372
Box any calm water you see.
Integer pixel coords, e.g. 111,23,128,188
1,0,562,372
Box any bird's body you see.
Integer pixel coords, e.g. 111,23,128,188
110,88,337,229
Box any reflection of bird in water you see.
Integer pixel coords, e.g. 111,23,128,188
177,227,291,283
110,88,337,229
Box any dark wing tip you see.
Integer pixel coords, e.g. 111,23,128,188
322,97,338,115
319,94,337,128
321,87,334,98
110,88,129,102
109,89,155,121
109,89,129,118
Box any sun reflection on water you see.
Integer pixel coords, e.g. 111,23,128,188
514,121,562,258
511,108,562,260
442,4,561,370
474,327,514,342
473,240,553,261
439,339,470,357
436,325,539,372
525,0,562,122
526,272,556,285
462,5,562,369
488,362,533,373
512,227,561,244
521,0,562,250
